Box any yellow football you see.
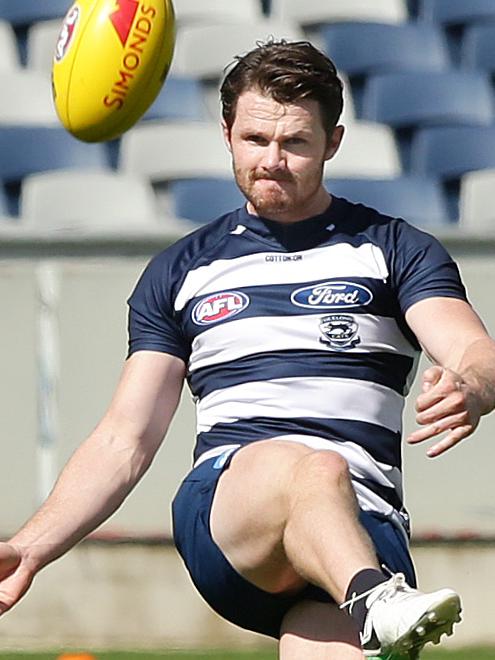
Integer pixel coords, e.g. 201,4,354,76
52,0,175,142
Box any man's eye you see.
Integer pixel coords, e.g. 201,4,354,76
247,135,266,144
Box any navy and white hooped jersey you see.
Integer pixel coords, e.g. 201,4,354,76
128,196,467,534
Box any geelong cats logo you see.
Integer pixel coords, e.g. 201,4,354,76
192,291,250,326
319,314,360,350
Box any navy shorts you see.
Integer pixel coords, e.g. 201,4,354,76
172,450,416,639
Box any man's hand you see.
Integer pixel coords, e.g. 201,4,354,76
0,542,34,615
407,366,483,458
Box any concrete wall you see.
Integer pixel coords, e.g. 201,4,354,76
0,542,493,650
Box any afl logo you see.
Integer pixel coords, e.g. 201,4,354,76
192,291,250,326
291,281,373,309
55,5,80,62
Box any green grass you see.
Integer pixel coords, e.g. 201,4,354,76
0,650,493,660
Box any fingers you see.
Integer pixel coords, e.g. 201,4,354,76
421,365,443,394
0,544,29,616
424,425,473,458
416,367,463,412
408,367,480,457
0,543,21,580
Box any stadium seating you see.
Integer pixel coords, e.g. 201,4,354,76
119,122,231,181
418,0,495,26
0,19,20,70
170,178,246,223
142,77,209,122
0,183,8,215
461,25,495,76
171,21,305,79
0,0,68,26
325,176,451,227
20,169,160,231
324,122,402,179
410,126,495,181
0,70,58,124
0,126,110,184
361,71,495,128
172,0,264,25
270,0,408,26
459,169,495,229
338,73,356,125
320,22,450,77
25,18,59,72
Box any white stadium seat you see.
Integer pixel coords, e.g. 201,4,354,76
0,19,21,71
172,0,264,25
325,122,402,179
270,0,408,26
339,73,356,125
171,20,305,79
459,169,495,230
0,70,58,125
119,121,232,181
20,169,161,231
26,19,60,73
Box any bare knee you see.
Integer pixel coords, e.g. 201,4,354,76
291,449,352,493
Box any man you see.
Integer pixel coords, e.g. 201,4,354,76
0,40,494,658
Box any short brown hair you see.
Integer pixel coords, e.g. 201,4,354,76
220,40,344,136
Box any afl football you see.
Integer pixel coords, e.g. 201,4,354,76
52,0,175,141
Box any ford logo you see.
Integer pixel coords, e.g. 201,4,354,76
291,281,373,309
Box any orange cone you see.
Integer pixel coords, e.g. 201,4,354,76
57,654,96,660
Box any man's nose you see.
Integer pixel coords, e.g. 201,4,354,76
262,141,286,171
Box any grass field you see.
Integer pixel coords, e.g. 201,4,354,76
0,650,493,660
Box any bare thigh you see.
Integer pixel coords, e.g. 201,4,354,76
210,438,340,594
280,600,364,659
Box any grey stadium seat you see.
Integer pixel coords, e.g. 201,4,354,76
325,122,402,179
172,0,264,25
325,176,451,228
362,71,494,128
419,0,495,27
410,126,495,181
26,18,60,73
20,169,160,231
171,20,305,79
461,25,495,76
0,0,68,26
119,122,231,181
0,70,58,125
0,126,109,184
270,0,408,27
170,178,246,224
321,22,450,77
0,19,20,70
459,169,495,230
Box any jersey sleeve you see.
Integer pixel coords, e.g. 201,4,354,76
127,252,190,362
391,221,467,314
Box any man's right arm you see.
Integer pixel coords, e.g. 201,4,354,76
0,350,186,614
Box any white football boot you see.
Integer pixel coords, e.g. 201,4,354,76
341,573,462,658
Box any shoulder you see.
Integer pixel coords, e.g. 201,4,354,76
335,197,451,265
144,209,246,284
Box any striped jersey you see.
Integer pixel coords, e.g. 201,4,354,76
127,197,466,534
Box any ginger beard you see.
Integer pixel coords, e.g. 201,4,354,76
224,89,342,222
234,160,324,219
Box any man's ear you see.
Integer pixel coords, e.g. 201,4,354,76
222,120,232,152
324,125,345,161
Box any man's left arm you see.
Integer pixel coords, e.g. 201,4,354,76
405,296,495,458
